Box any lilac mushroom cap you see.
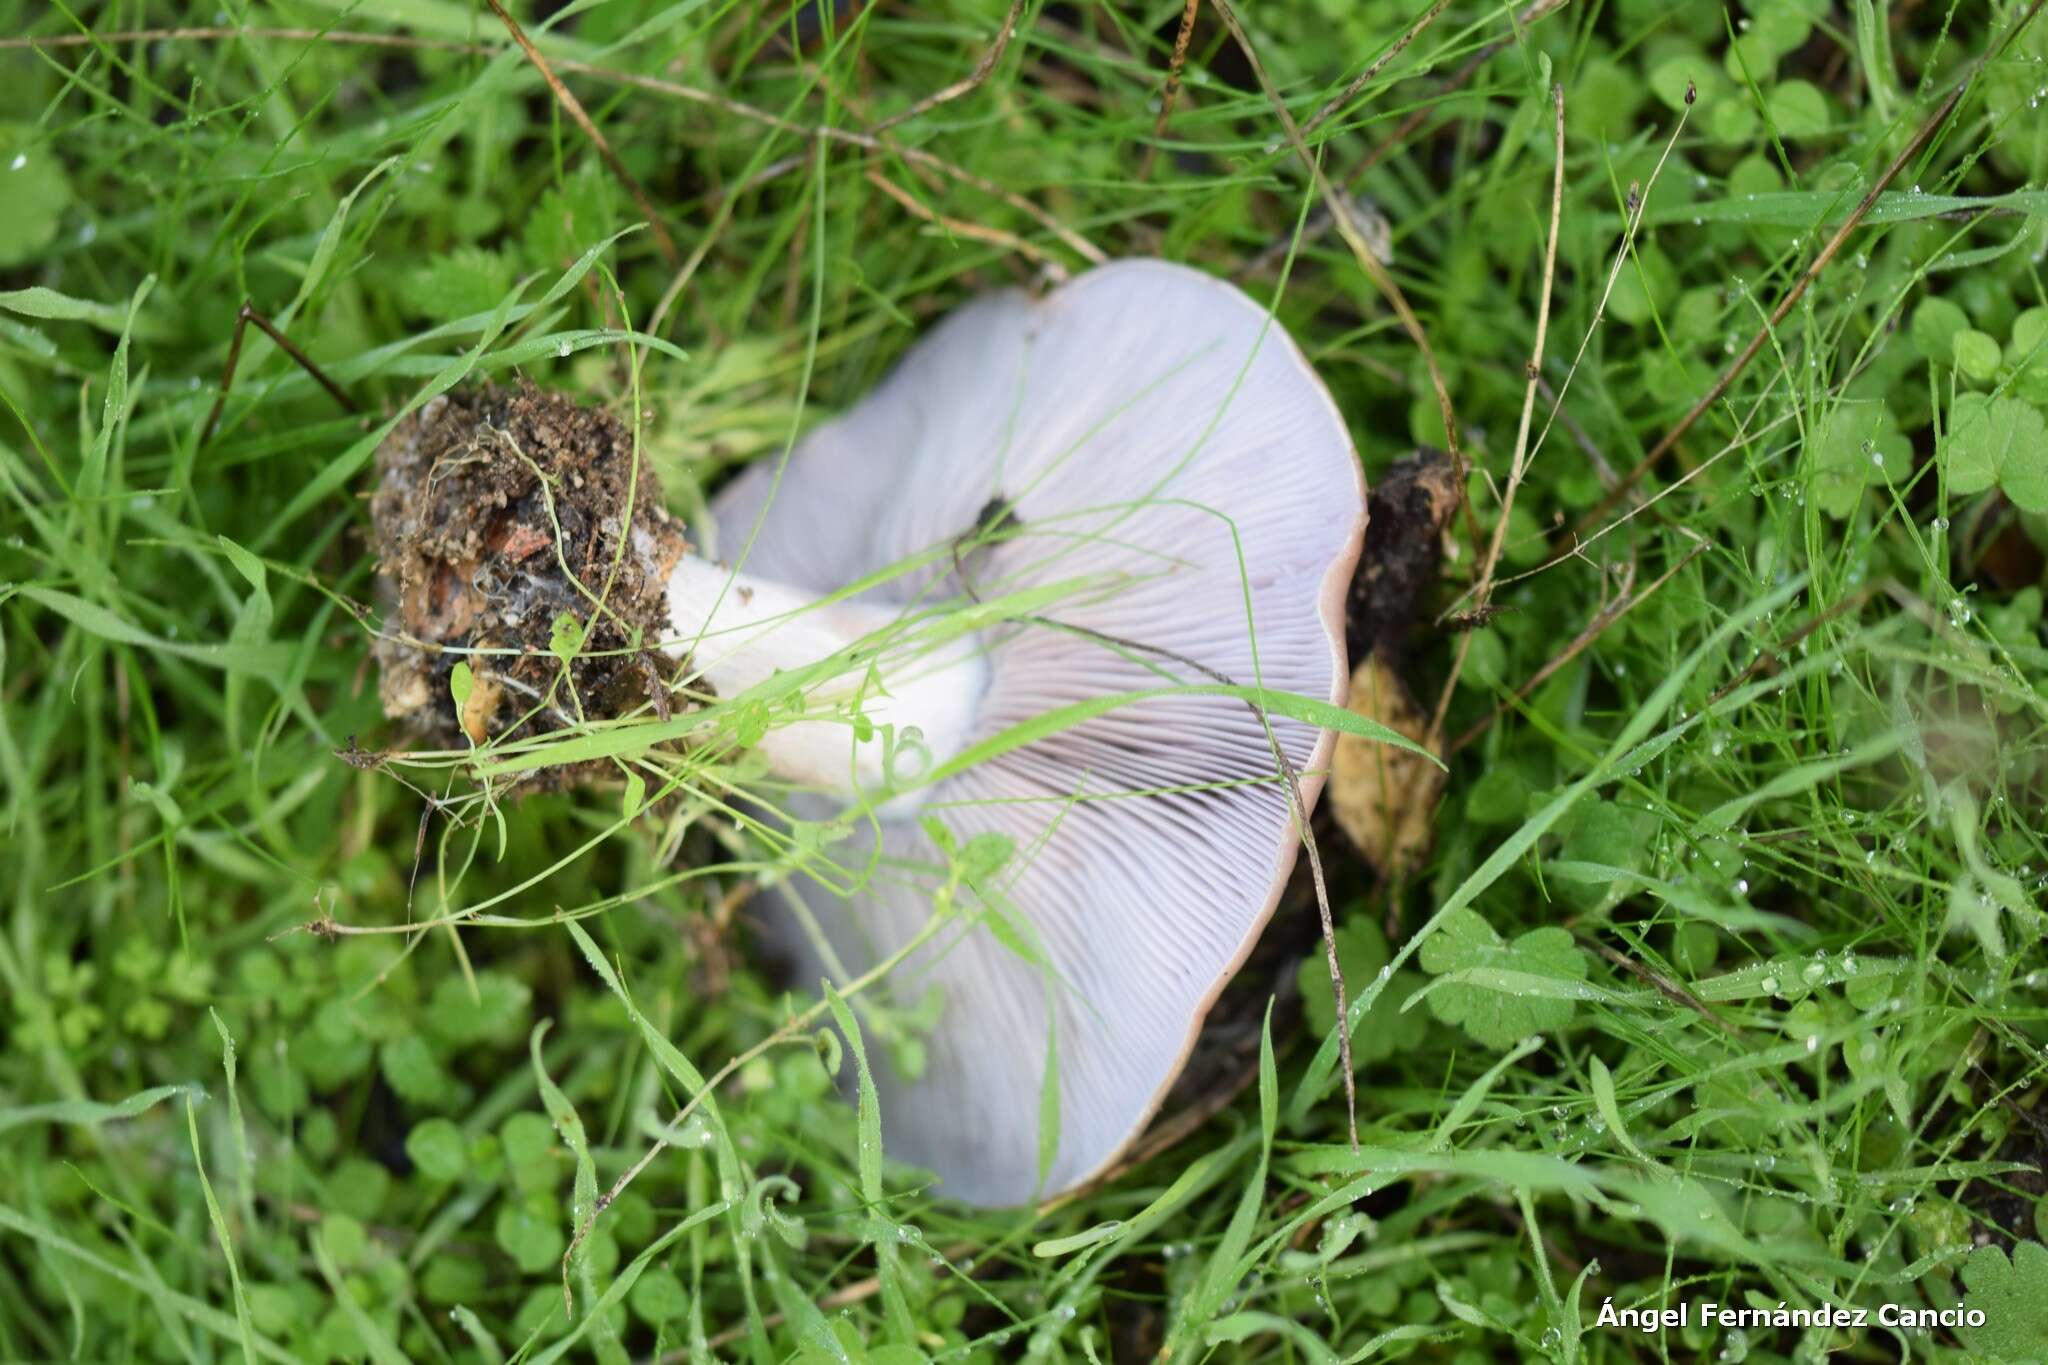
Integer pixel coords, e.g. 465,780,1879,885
665,259,1365,1205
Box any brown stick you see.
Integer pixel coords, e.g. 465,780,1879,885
1294,0,1456,143
1233,0,1570,282
1448,539,1708,754
870,0,1030,134
1575,0,2048,537
480,0,683,269
1138,0,1203,183
1428,83,1565,736
1209,0,1460,471
865,168,1054,266
201,302,360,446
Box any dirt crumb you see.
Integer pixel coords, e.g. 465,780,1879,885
369,383,688,769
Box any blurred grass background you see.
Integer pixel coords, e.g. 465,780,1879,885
6,0,2048,1360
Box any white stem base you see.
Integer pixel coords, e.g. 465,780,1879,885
663,556,986,808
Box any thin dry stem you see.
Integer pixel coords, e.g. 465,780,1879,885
865,168,1056,267
1448,539,1707,754
480,0,682,269
1428,82,1564,737
1138,0,1203,183
1434,86,1692,628
1210,0,1460,471
870,0,1029,134
1295,0,1456,143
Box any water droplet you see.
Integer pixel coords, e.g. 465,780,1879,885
1760,975,1779,995
887,725,932,784
1931,515,1950,532
1805,1034,1821,1053
555,340,573,358
7,153,25,171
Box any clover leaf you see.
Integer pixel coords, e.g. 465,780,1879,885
1418,910,1589,1049
1943,393,2048,512
1807,402,1909,519
1960,1240,2048,1361
1297,918,1427,1065
1912,295,1968,362
0,126,71,266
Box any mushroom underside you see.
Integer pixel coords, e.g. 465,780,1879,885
714,260,1365,1203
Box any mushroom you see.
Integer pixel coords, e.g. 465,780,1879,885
667,260,1365,1205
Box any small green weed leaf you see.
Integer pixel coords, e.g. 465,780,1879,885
408,246,516,322
1960,1240,2048,1359
0,285,131,331
1946,874,2006,959
1203,1312,1336,1363
1943,392,2045,497
495,1199,567,1274
2002,430,2048,514
1766,80,1827,138
17,586,294,674
1954,328,2003,383
0,1082,197,1136
530,1020,602,1321
621,769,646,820
822,984,917,1344
381,1035,467,1109
549,612,584,668
319,1213,368,1269
1588,1056,1651,1163
450,661,475,713
2007,306,2048,402
1036,1007,1061,1194
1808,403,1908,517
1296,919,1426,1064
1911,295,1969,361
1417,910,1588,1048
0,127,72,265
502,1111,558,1189
1031,1220,1125,1258
427,971,532,1046
406,1119,468,1183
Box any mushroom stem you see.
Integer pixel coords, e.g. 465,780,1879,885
663,556,988,806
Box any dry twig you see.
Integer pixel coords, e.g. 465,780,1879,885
870,0,1030,134
1235,0,1570,281
1210,0,1460,469
1295,0,1457,143
1429,82,1566,736
865,168,1056,266
1138,0,1204,182
480,0,682,269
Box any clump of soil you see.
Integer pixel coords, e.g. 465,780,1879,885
369,383,688,760
1329,447,1462,879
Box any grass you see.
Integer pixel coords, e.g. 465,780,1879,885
5,0,2048,1360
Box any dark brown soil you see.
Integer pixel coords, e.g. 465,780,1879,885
369,383,688,767
1346,446,1462,668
